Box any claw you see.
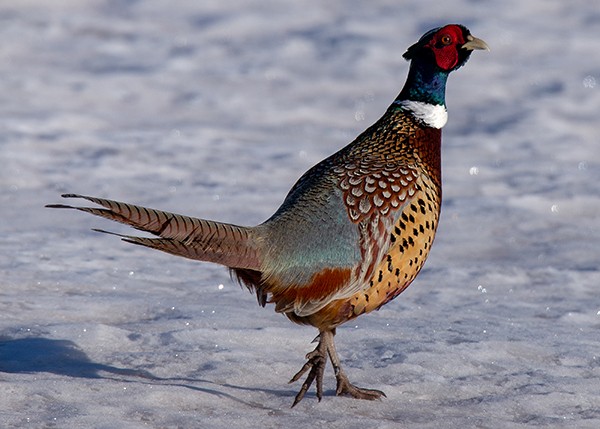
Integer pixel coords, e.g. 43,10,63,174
335,370,386,400
290,349,326,407
288,360,312,384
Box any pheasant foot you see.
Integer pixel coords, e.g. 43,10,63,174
289,329,386,406
289,337,327,407
334,366,386,400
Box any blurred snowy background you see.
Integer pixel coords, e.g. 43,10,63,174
0,0,599,428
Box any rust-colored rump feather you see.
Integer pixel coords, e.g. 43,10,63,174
271,267,352,313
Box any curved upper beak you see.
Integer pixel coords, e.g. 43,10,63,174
462,34,490,51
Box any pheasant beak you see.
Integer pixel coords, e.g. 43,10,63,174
462,34,490,51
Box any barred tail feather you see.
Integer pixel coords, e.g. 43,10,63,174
47,194,262,270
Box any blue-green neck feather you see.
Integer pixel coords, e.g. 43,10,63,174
397,60,449,106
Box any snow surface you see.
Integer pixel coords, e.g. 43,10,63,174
1,0,599,428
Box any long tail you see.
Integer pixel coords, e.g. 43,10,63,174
46,194,262,270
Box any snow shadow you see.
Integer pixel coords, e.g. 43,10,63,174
0,336,292,408
0,336,153,379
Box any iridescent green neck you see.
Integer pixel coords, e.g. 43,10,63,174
396,60,449,106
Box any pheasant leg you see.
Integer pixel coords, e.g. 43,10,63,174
325,331,386,400
289,329,385,406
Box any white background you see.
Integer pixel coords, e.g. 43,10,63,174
0,1,598,427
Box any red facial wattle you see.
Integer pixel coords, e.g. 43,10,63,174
426,25,467,71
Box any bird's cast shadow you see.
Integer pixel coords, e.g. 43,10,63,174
0,336,299,410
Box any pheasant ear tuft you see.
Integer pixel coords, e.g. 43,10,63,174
403,27,441,61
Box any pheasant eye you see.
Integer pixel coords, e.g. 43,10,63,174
440,35,453,45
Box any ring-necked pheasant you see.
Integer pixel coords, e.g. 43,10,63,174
47,24,488,406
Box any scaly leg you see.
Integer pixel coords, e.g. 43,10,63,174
289,329,386,406
325,330,386,400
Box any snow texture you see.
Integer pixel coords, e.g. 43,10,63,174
1,1,599,428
